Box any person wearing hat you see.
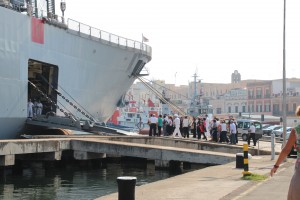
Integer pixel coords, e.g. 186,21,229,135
172,114,183,138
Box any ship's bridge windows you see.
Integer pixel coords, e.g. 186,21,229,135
127,113,134,118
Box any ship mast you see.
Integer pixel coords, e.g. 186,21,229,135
188,73,199,117
192,72,198,114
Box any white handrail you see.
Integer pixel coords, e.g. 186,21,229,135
21,5,152,57
67,18,152,56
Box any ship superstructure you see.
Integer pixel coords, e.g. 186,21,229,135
0,0,152,138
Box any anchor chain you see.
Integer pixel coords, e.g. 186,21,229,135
28,80,72,118
29,80,95,121
56,92,94,121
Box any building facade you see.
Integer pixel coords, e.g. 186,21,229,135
246,80,272,116
125,77,300,118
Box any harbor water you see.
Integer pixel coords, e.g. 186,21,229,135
0,159,206,200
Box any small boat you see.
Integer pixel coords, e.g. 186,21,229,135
108,99,161,132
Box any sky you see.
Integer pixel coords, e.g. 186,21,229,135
51,0,300,86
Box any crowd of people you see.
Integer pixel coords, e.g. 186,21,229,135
147,113,250,145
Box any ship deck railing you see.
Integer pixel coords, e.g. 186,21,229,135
66,19,151,57
6,4,152,58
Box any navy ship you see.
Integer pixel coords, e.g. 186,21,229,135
0,0,152,138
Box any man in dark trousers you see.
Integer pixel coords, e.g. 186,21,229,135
248,123,256,146
148,114,158,136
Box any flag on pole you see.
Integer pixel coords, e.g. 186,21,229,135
142,35,149,42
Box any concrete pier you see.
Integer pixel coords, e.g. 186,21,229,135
0,136,240,167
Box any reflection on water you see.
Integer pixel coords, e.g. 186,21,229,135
0,160,205,200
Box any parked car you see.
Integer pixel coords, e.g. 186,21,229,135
262,124,272,129
236,119,263,141
273,127,292,138
285,129,297,156
263,125,282,136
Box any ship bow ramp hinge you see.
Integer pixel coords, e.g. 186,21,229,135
130,60,147,77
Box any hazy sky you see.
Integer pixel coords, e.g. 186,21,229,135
53,0,300,85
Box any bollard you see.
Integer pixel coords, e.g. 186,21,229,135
242,144,251,176
236,153,244,168
271,133,275,160
117,176,137,200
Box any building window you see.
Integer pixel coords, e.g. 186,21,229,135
273,104,280,114
228,107,231,113
259,105,262,112
242,106,246,112
265,88,270,98
293,103,297,112
217,108,222,114
235,106,238,113
248,90,254,99
256,88,262,99
264,104,270,112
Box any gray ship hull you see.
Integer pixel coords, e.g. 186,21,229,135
0,7,151,138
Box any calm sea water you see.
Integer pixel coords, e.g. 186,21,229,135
0,160,204,200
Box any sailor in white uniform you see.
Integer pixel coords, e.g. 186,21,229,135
27,99,34,118
172,114,183,138
37,100,43,115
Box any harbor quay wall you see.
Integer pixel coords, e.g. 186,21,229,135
0,137,236,167
106,136,271,156
71,139,235,165
0,139,71,166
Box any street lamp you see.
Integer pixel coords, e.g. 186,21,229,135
282,0,287,147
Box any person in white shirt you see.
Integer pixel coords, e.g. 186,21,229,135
36,100,43,115
248,123,256,146
229,120,237,144
219,120,229,143
205,115,210,137
33,99,39,116
182,116,189,138
148,114,158,136
172,114,183,138
27,99,34,118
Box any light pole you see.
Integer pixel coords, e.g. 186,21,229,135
60,0,66,23
282,0,287,148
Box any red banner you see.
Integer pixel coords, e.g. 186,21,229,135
31,17,44,44
148,98,155,107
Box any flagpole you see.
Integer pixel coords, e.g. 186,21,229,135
141,33,144,51
282,0,287,148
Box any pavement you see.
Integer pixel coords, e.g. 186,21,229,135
97,140,296,200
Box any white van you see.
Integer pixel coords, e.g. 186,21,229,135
236,119,263,141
